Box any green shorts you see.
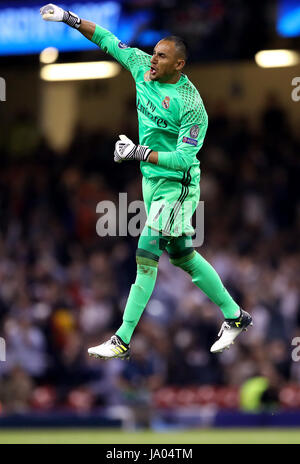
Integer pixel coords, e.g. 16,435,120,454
142,176,200,238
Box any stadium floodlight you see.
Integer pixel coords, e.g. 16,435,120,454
255,49,300,68
40,61,120,81
40,47,59,64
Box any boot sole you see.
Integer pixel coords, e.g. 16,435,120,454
88,352,130,361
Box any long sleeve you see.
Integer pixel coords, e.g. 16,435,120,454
91,24,151,80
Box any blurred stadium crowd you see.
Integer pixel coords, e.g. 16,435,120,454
0,92,299,421
127,0,273,61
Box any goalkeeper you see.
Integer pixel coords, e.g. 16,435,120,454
40,4,253,357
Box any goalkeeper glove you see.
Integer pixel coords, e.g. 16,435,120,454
40,3,81,29
114,135,152,163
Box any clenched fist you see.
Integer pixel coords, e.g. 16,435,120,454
40,3,81,29
40,3,64,21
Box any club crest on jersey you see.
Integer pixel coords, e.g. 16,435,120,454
118,41,129,49
190,124,199,138
162,96,170,109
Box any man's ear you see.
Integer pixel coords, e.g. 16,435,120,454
176,59,185,71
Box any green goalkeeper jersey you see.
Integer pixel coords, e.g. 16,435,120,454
92,25,208,187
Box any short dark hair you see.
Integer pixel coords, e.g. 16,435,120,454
161,35,188,61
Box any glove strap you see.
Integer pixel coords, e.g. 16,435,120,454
63,10,81,29
135,145,152,162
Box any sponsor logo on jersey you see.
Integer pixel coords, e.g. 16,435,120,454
118,41,129,49
190,124,199,138
162,96,170,109
183,136,198,146
137,98,168,128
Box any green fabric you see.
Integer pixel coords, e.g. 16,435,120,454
169,251,196,267
137,225,170,256
91,24,208,185
116,260,158,344
116,226,169,343
142,177,200,237
135,255,159,267
136,248,160,263
172,251,240,319
166,234,194,259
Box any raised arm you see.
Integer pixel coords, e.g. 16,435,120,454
40,4,151,76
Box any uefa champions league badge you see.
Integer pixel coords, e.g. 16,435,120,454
162,96,170,109
183,136,198,146
118,41,129,49
190,124,199,138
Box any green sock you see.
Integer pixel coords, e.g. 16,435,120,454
171,251,240,319
116,259,158,344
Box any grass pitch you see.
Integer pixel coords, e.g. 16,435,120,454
0,428,299,444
